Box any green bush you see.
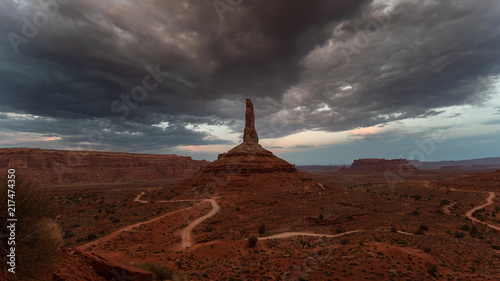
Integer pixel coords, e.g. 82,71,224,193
248,236,258,247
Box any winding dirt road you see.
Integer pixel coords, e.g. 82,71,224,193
444,189,499,231
179,199,220,249
260,230,413,240
78,198,219,251
91,188,499,254
465,192,500,231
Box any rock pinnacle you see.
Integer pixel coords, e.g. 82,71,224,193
243,98,259,144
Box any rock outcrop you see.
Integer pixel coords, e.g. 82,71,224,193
53,249,152,281
0,148,209,185
243,98,259,144
345,158,418,174
172,98,314,194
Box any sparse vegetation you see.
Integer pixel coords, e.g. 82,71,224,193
441,199,450,205
133,262,185,281
428,264,438,277
248,236,258,247
419,224,429,231
258,224,266,234
0,177,62,278
86,233,98,241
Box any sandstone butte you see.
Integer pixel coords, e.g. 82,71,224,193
0,148,209,185
170,98,316,196
342,158,419,174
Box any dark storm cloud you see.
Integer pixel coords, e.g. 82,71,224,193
0,0,499,152
275,0,500,134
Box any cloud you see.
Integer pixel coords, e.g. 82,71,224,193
290,145,315,149
0,0,499,157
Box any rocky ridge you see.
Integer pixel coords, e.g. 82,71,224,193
0,148,209,184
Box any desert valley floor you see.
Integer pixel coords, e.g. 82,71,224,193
40,165,500,281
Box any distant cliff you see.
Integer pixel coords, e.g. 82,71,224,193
0,148,209,185
344,158,418,174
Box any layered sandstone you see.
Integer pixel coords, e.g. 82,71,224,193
345,158,418,174
173,98,313,193
0,148,209,185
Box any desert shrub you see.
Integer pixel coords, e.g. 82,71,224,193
390,227,397,233
391,238,407,246
63,230,75,239
258,224,266,234
412,195,422,201
440,199,450,205
460,224,470,231
346,215,353,220
335,228,344,234
428,264,438,277
340,238,349,245
419,224,429,231
134,262,185,281
412,210,419,215
112,218,120,223
469,226,479,237
86,233,98,241
454,231,465,238
0,176,62,278
415,228,425,235
472,210,484,220
248,236,258,247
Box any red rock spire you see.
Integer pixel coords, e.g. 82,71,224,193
243,98,259,144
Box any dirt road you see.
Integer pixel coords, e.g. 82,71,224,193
78,198,217,251
464,192,500,231
445,189,499,231
179,199,220,249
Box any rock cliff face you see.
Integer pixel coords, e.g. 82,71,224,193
0,148,209,185
173,98,313,194
346,158,418,174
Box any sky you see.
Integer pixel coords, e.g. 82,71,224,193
0,0,499,165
